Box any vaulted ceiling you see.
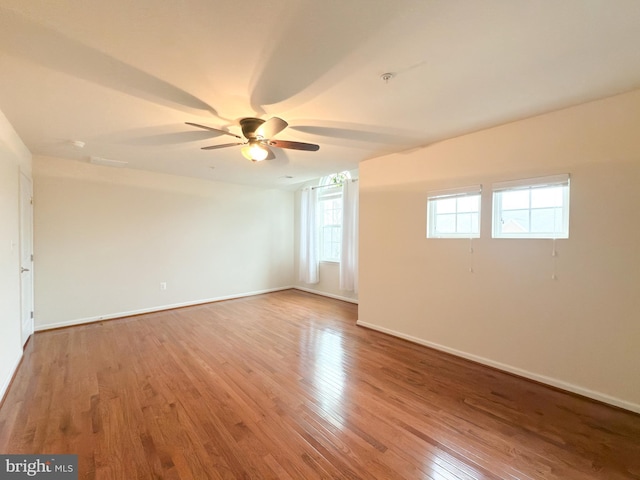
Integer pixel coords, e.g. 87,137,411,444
1,0,640,188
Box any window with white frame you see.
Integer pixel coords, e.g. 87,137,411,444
492,174,570,239
318,171,351,262
427,186,481,238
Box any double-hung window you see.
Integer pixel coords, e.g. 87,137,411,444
427,186,481,238
492,174,570,239
317,172,351,262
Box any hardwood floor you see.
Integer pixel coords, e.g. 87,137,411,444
1,290,639,479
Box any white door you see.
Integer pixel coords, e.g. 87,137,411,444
19,173,34,346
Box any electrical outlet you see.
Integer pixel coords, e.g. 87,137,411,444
160,282,167,290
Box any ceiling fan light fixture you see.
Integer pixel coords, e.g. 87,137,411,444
242,142,269,162
189,116,319,161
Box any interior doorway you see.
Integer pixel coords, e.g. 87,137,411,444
19,172,34,346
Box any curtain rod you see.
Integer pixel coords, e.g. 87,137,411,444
310,178,359,190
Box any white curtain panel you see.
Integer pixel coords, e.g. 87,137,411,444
298,187,320,284
340,180,359,292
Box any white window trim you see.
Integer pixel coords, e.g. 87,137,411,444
492,174,570,239
427,185,482,239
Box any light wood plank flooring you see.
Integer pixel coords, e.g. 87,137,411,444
1,290,639,479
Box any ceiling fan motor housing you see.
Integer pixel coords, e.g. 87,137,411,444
240,117,265,139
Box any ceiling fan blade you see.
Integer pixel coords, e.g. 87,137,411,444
256,117,288,139
269,139,320,151
201,142,244,150
185,122,241,139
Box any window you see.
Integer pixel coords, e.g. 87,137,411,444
318,172,351,262
427,186,481,238
492,174,570,239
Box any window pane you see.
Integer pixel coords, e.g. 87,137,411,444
457,195,479,213
531,207,564,234
322,227,328,245
531,208,556,233
471,212,479,233
332,226,341,243
321,201,331,224
501,190,530,210
435,214,456,233
531,186,563,208
436,198,456,214
324,244,332,258
554,208,564,232
456,213,473,233
320,199,342,227
500,209,529,233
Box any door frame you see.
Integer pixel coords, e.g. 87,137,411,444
19,172,34,346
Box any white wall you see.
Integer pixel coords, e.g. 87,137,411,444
293,175,358,303
358,89,640,412
34,156,294,329
0,110,31,402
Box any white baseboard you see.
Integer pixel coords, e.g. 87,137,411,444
356,320,640,415
293,286,359,304
0,349,23,405
35,287,293,332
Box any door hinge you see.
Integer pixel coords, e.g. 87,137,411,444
30,196,33,205
31,254,34,262
30,311,34,319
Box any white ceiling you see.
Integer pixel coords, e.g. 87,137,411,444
1,0,640,189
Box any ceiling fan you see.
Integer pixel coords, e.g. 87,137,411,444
185,117,319,162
